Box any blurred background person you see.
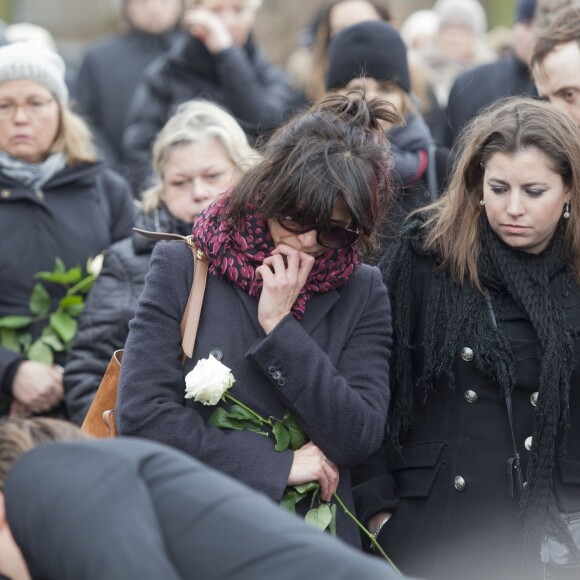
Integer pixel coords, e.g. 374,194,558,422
123,0,296,195
532,6,580,128
64,100,259,425
74,0,184,180
4,23,76,100
304,0,393,103
423,0,494,108
325,20,449,255
399,8,446,143
444,0,537,149
534,0,580,30
0,42,134,420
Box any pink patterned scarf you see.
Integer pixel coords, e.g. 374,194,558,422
192,196,358,319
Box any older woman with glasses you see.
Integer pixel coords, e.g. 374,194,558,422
0,42,134,419
116,92,396,547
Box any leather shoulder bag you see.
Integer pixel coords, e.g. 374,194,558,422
80,229,209,438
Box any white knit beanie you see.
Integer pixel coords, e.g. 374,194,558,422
0,41,68,104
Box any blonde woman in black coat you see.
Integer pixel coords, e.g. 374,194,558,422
64,100,259,424
0,43,134,420
354,97,580,580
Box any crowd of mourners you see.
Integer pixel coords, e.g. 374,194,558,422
3,0,580,578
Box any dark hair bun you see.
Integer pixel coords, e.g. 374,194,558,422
309,90,402,132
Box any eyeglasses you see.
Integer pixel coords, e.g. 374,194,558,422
0,98,56,120
277,216,359,249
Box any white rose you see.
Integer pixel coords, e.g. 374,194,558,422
184,355,235,406
86,254,104,278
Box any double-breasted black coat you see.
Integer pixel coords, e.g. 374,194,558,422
117,241,392,547
353,252,580,580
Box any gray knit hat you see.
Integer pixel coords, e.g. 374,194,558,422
0,41,68,104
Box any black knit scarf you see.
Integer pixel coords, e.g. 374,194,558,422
382,215,577,571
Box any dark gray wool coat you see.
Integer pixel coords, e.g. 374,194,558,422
6,439,403,580
117,241,392,547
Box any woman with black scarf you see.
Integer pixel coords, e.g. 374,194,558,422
354,97,580,580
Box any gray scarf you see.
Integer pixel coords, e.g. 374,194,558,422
0,151,66,190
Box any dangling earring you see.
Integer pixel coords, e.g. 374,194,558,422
564,202,571,220
479,199,485,207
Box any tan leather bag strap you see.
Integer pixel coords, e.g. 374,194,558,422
133,227,208,358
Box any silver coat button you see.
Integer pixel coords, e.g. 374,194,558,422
525,436,533,451
464,390,479,403
530,392,538,407
209,348,223,361
460,347,474,362
454,476,466,491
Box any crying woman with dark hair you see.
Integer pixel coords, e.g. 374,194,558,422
116,92,398,546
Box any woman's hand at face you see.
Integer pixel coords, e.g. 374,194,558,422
183,8,233,54
12,361,64,414
288,441,340,502
255,245,315,335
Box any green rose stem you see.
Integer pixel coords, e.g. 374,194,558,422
65,274,96,296
212,391,400,574
332,493,402,576
223,392,273,426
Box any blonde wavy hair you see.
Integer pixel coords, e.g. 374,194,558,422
0,418,88,491
141,100,259,213
418,97,580,290
50,106,98,165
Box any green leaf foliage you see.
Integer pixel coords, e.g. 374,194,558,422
19,333,32,350
29,283,51,316
0,315,32,329
27,340,53,364
273,421,291,452
40,331,65,352
50,312,77,344
305,504,333,532
310,485,320,509
1,328,20,352
59,295,85,317
294,482,320,494
280,491,300,513
35,257,67,283
2,258,94,365
208,407,268,436
228,404,262,424
329,503,337,536
283,413,309,450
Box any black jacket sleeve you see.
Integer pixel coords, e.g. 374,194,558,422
64,246,138,425
215,44,296,133
100,169,135,241
122,59,172,194
74,49,120,168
